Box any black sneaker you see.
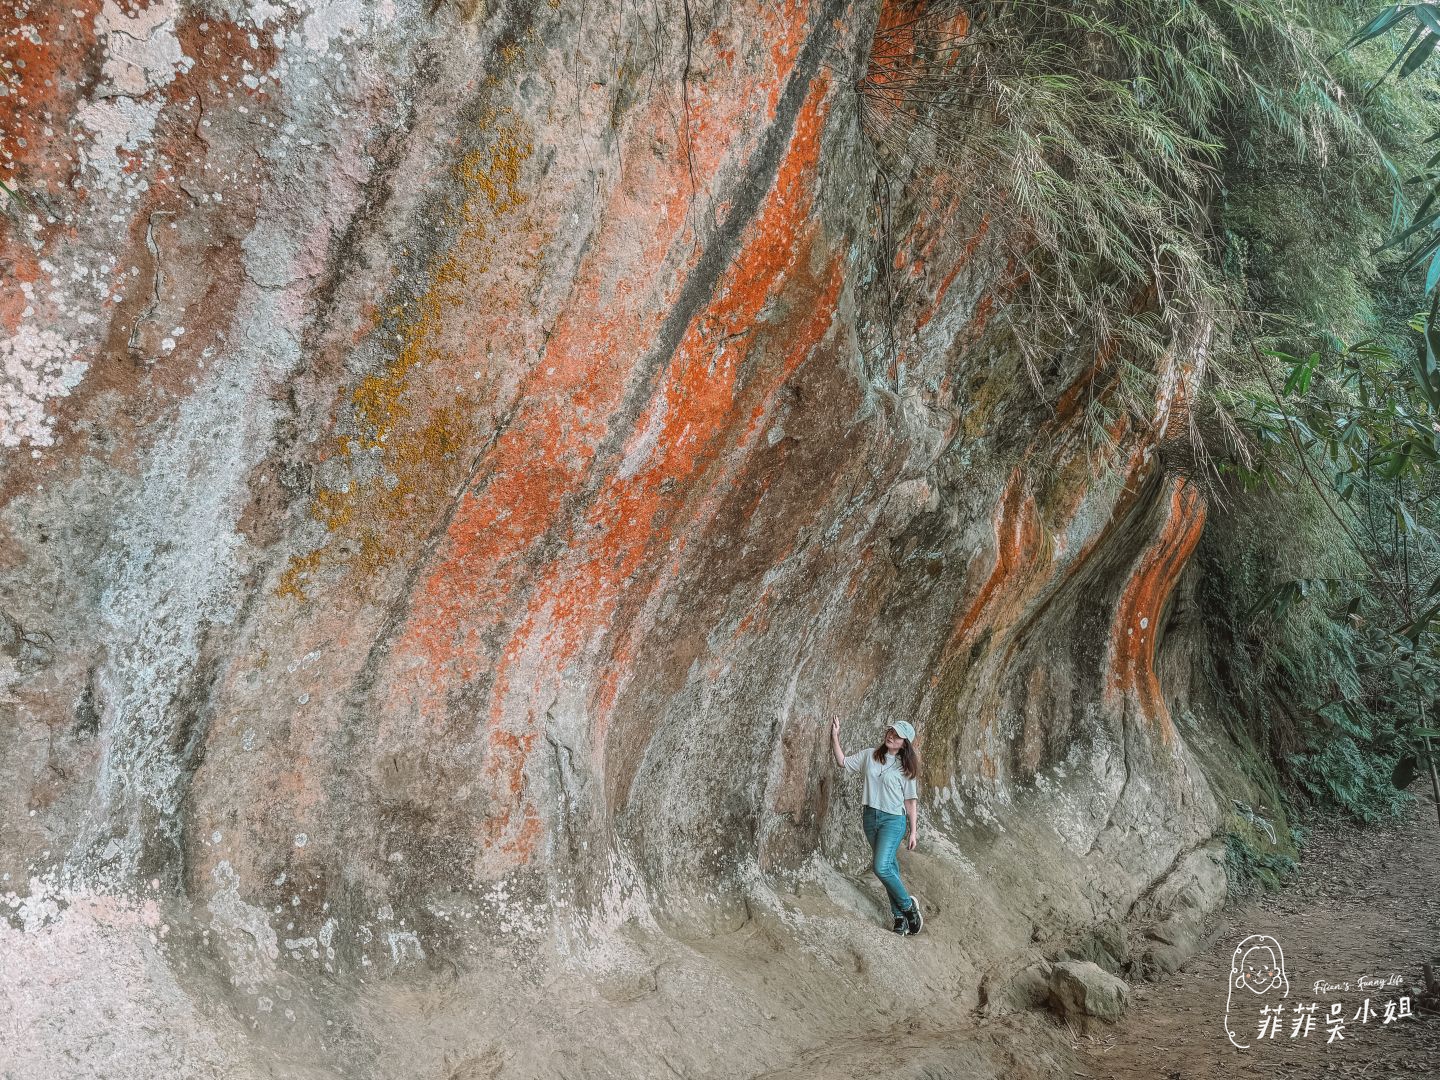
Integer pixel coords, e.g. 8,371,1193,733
903,898,923,936
891,915,907,934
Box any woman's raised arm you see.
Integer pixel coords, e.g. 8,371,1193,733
829,716,848,767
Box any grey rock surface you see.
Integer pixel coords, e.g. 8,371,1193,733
1049,960,1133,1023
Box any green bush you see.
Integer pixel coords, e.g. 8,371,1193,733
1224,829,1298,895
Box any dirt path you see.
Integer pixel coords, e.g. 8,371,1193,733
1073,787,1440,1080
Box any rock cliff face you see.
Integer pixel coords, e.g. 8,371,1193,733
1,2,1237,1076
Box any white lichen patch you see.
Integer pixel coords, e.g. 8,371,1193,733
0,322,86,447
98,0,188,95
299,0,398,55
79,1,193,197
386,929,424,966
207,861,279,994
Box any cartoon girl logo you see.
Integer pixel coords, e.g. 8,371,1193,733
1225,934,1290,1049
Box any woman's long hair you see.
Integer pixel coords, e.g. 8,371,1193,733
873,730,920,779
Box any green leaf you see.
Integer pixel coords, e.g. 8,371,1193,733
1345,4,1406,49
1283,354,1318,395
1413,292,1440,410
1380,207,1440,252
1399,596,1440,641
1410,188,1440,231
1426,246,1440,294
1398,500,1418,534
1401,229,1440,272
1378,449,1409,477
1401,31,1440,76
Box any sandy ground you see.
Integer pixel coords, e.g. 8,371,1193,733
1070,787,1440,1080
6,792,1437,1080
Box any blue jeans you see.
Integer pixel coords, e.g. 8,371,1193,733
862,805,915,918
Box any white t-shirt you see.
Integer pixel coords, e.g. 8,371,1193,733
843,747,918,815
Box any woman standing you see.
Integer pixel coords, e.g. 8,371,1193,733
830,717,923,935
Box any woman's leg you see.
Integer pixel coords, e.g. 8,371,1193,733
870,810,914,918
862,807,898,923
861,805,879,854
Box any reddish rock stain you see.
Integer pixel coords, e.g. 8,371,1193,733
1105,477,1206,742
388,5,837,874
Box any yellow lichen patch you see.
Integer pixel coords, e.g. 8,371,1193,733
278,550,326,601
442,0,487,22
960,362,1017,443
279,121,534,602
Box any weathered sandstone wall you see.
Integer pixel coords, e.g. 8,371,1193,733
1,2,1238,1076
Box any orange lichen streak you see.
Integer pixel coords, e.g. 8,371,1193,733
1104,476,1206,742
946,468,1043,654
866,0,970,81
476,74,841,874
498,70,843,785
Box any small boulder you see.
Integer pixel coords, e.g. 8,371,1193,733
978,960,1052,1017
1048,960,1131,1024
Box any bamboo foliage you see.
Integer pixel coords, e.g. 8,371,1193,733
853,1,1400,438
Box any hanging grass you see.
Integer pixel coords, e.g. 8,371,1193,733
854,1,1433,443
